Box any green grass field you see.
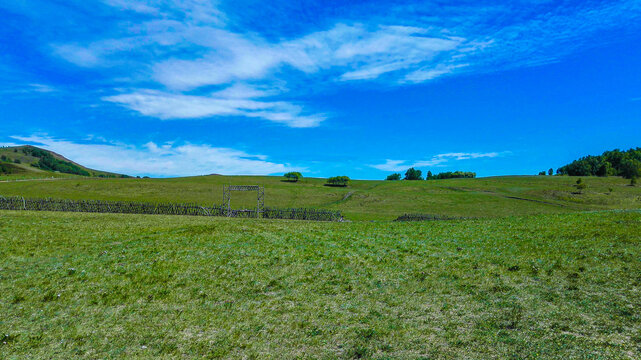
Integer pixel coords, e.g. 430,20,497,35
0,174,639,220
1,210,640,358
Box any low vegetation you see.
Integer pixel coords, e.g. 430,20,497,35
1,210,639,358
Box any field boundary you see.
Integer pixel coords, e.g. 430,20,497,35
0,196,343,221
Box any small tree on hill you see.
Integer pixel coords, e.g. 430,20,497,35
620,158,641,180
284,171,302,182
404,167,422,180
426,170,433,180
326,176,350,187
538,171,546,176
548,168,553,176
575,178,586,193
385,173,401,181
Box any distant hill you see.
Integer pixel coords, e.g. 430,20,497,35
0,145,127,178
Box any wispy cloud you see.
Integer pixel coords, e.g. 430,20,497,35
43,0,641,127
7,135,302,177
370,152,503,172
103,85,324,128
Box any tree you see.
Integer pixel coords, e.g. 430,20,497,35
538,171,546,176
326,176,350,187
426,171,433,180
404,167,422,180
385,173,401,181
620,158,641,180
575,178,586,193
284,171,302,182
548,168,553,176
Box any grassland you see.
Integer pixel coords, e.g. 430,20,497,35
0,174,639,220
1,210,639,359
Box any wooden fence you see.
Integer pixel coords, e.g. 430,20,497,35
0,196,342,222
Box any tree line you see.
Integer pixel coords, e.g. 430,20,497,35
556,148,641,181
386,168,476,181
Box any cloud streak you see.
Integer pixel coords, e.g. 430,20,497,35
103,85,324,128
8,135,302,177
370,152,503,172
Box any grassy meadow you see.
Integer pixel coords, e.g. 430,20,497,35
1,210,640,358
0,174,639,220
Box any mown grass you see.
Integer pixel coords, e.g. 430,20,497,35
0,175,639,220
1,210,640,358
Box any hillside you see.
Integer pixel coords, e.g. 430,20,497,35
0,174,639,220
0,145,125,179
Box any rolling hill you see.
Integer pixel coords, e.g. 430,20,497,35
0,145,125,179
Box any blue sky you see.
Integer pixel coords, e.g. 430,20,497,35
1,0,640,178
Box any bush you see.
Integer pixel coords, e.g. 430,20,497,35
404,167,422,180
575,178,586,193
284,172,302,182
0,155,6,161
326,176,350,187
14,159,21,164
538,171,546,176
631,177,638,186
385,173,401,181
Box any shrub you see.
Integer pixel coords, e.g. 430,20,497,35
385,173,401,181
538,171,546,176
0,155,6,161
284,171,302,182
575,178,586,193
326,176,350,187
14,159,21,164
404,167,422,180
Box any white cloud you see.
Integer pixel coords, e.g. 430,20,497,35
28,83,58,93
369,152,503,172
151,24,463,89
103,87,324,128
8,135,302,177
102,0,226,25
369,159,414,172
53,44,102,67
